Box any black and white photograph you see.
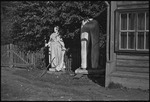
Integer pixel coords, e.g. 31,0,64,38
1,1,149,101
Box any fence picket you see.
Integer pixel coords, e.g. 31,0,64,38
1,44,36,68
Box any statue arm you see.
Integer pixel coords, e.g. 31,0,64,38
45,33,54,47
57,36,66,51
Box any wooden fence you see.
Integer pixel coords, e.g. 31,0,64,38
1,44,34,68
1,43,106,71
1,44,73,71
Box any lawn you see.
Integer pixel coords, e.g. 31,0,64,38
1,67,149,101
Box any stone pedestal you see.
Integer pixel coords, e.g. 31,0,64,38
48,68,56,72
75,68,105,75
47,68,66,74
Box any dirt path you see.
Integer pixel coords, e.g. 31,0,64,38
1,67,149,101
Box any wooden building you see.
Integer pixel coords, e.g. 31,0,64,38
105,1,149,90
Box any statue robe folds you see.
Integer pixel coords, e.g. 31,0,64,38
46,33,66,71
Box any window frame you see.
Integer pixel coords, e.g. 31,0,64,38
114,8,149,54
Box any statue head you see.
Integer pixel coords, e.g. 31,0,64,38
81,18,93,27
54,26,59,34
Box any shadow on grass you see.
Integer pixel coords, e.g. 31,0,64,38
87,70,105,87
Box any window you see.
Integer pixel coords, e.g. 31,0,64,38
119,11,149,51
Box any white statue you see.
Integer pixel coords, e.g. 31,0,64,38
45,26,66,72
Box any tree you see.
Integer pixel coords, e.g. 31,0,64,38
11,1,107,52
1,1,21,45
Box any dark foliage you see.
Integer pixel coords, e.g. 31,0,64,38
1,1,107,52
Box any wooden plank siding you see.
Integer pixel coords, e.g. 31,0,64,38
110,54,149,90
116,59,149,67
116,54,149,73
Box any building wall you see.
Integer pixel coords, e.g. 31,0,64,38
105,1,149,90
105,1,117,88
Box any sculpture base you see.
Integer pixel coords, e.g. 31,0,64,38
47,68,66,74
75,68,105,75
48,68,56,72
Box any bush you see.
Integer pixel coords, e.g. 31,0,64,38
35,57,46,70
